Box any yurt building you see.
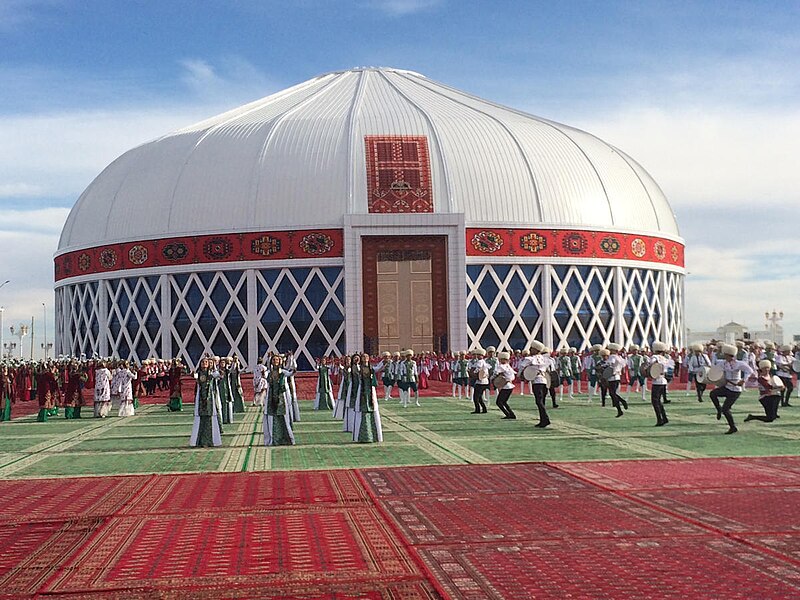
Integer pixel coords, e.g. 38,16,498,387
55,67,685,370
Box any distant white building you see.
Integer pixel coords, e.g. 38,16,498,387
687,321,784,346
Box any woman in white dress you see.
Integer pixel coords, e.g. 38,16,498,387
116,360,137,417
94,360,113,418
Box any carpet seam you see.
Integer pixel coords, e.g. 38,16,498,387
355,467,450,600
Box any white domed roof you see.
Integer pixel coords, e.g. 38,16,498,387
59,67,679,252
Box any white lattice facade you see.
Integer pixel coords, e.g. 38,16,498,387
466,262,684,352
56,265,345,371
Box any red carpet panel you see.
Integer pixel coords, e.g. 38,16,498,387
1,458,800,598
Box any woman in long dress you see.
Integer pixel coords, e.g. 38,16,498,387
229,356,246,413
167,358,186,412
352,353,383,443
333,358,349,422
313,357,334,410
94,361,112,418
63,362,86,419
189,357,223,447
117,360,137,417
263,354,295,446
216,358,234,425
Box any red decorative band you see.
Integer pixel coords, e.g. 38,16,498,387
55,229,344,282
467,228,684,267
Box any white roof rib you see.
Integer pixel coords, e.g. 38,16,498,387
59,67,680,252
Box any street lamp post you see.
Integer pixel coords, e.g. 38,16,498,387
0,280,8,359
42,303,47,360
764,310,784,344
9,324,28,358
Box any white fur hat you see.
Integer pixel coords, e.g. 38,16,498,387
689,343,703,352
758,359,773,369
780,344,792,352
486,346,496,353
473,348,486,356
600,348,610,357
721,344,737,357
498,351,510,360
652,341,668,353
765,340,775,349
607,343,621,352
382,351,391,357
530,340,545,352
591,344,602,352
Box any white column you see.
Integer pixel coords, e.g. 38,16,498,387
246,269,258,371
160,274,171,359
542,265,553,348
98,280,109,357
614,266,624,345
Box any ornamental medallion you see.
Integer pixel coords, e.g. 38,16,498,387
599,236,620,255
99,248,118,269
299,233,334,255
519,232,547,253
252,235,281,256
162,243,188,261
630,238,647,258
561,232,588,254
203,237,232,260
128,245,148,265
653,241,666,260
78,253,91,272
471,230,504,253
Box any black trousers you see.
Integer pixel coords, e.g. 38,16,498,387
779,376,794,406
472,383,488,413
710,386,741,429
651,384,668,423
532,383,550,425
695,380,707,401
496,387,515,417
749,394,780,422
608,381,624,411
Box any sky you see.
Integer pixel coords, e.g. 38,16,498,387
1,0,799,357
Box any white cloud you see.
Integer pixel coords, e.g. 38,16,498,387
573,106,800,209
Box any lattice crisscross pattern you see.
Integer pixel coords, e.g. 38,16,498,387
254,267,345,370
466,264,544,351
56,282,100,358
106,276,163,363
663,271,684,348
619,268,664,348
167,270,248,367
551,265,615,351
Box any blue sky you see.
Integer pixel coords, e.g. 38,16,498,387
1,0,799,355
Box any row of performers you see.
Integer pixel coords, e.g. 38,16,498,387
0,356,247,423
191,352,383,448
329,341,789,435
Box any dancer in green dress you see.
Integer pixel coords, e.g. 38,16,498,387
263,354,295,446
313,356,334,410
189,357,222,447
352,353,383,443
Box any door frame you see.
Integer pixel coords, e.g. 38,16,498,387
362,236,447,354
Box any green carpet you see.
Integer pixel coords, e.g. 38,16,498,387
0,390,797,478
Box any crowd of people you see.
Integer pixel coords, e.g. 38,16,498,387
1,339,797,445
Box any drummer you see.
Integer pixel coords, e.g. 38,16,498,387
649,342,672,426
710,343,755,435
542,347,559,408
494,351,517,419
686,343,711,403
774,345,794,407
744,360,782,423
527,341,552,428
469,348,490,414
606,344,628,418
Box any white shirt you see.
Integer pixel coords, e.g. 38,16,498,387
687,353,710,373
649,354,671,386
715,358,755,392
495,362,516,389
606,354,626,382
471,358,490,384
